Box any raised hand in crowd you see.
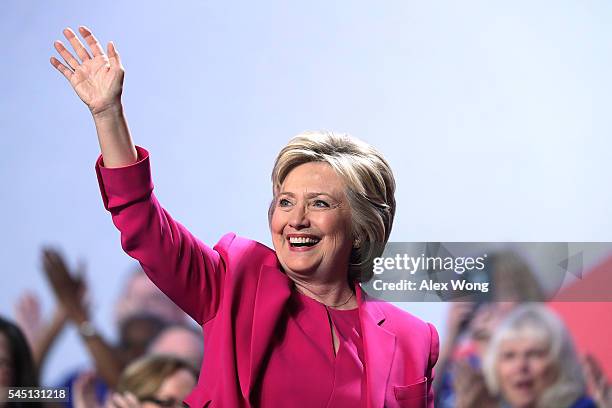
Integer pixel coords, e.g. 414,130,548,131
73,371,104,408
453,359,499,408
583,354,612,408
42,247,123,389
73,371,144,408
13,291,69,371
42,248,88,324
13,291,44,347
104,393,143,408
433,301,476,392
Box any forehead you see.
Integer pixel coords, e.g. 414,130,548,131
157,368,196,397
281,162,345,192
500,335,549,351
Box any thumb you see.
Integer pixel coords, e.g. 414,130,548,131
107,41,123,69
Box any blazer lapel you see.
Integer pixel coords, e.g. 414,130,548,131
246,264,292,400
357,285,396,408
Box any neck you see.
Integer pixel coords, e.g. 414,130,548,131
290,276,357,309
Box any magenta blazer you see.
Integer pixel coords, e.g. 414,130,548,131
96,147,439,408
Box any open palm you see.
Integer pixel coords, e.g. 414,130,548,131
50,26,124,115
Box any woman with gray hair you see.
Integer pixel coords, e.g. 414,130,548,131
50,26,438,407
482,304,596,408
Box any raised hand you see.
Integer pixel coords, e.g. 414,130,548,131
73,372,104,408
42,247,89,324
453,359,498,408
583,354,612,408
105,393,143,408
50,26,137,167
50,26,124,116
13,291,43,347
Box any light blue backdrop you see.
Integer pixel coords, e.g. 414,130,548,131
1,0,611,384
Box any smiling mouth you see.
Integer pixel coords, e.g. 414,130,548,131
288,236,321,248
513,379,534,392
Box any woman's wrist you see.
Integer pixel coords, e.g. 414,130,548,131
91,100,124,120
92,101,137,168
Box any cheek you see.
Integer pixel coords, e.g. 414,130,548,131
270,210,285,235
497,363,509,380
497,360,516,386
317,213,351,239
533,359,555,385
0,369,11,387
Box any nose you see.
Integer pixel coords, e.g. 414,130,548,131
288,204,310,229
517,355,530,373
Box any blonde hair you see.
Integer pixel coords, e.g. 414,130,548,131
482,304,586,408
117,354,198,401
269,131,396,282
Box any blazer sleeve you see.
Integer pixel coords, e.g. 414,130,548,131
95,146,224,325
426,322,440,408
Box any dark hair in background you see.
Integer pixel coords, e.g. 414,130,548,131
0,315,43,408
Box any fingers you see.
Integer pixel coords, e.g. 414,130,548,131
584,354,608,390
49,56,73,80
74,372,101,408
78,26,105,57
15,291,41,319
63,27,91,63
108,392,141,408
42,247,70,274
53,41,80,71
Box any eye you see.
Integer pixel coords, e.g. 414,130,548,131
312,199,330,208
278,198,292,207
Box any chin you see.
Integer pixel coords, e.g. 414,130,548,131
282,260,320,276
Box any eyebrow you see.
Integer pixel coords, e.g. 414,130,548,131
278,192,339,200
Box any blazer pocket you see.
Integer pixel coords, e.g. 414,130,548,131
393,376,428,401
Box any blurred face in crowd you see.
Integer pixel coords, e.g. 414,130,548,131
270,162,353,282
119,316,166,365
142,368,196,408
0,332,11,387
117,272,186,325
0,333,11,408
470,302,516,356
149,327,204,369
496,336,557,408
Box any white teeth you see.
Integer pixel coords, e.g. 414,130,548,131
288,236,320,244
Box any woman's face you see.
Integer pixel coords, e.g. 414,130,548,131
0,333,11,387
270,162,353,282
496,336,557,408
142,368,196,408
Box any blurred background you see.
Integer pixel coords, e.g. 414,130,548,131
1,0,611,399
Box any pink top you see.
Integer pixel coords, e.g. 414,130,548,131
255,290,366,407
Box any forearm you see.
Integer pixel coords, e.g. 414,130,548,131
92,104,137,168
32,311,68,370
80,334,123,389
70,313,122,389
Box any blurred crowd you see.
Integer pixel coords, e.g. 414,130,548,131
1,248,201,408
0,249,610,407
433,252,611,408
